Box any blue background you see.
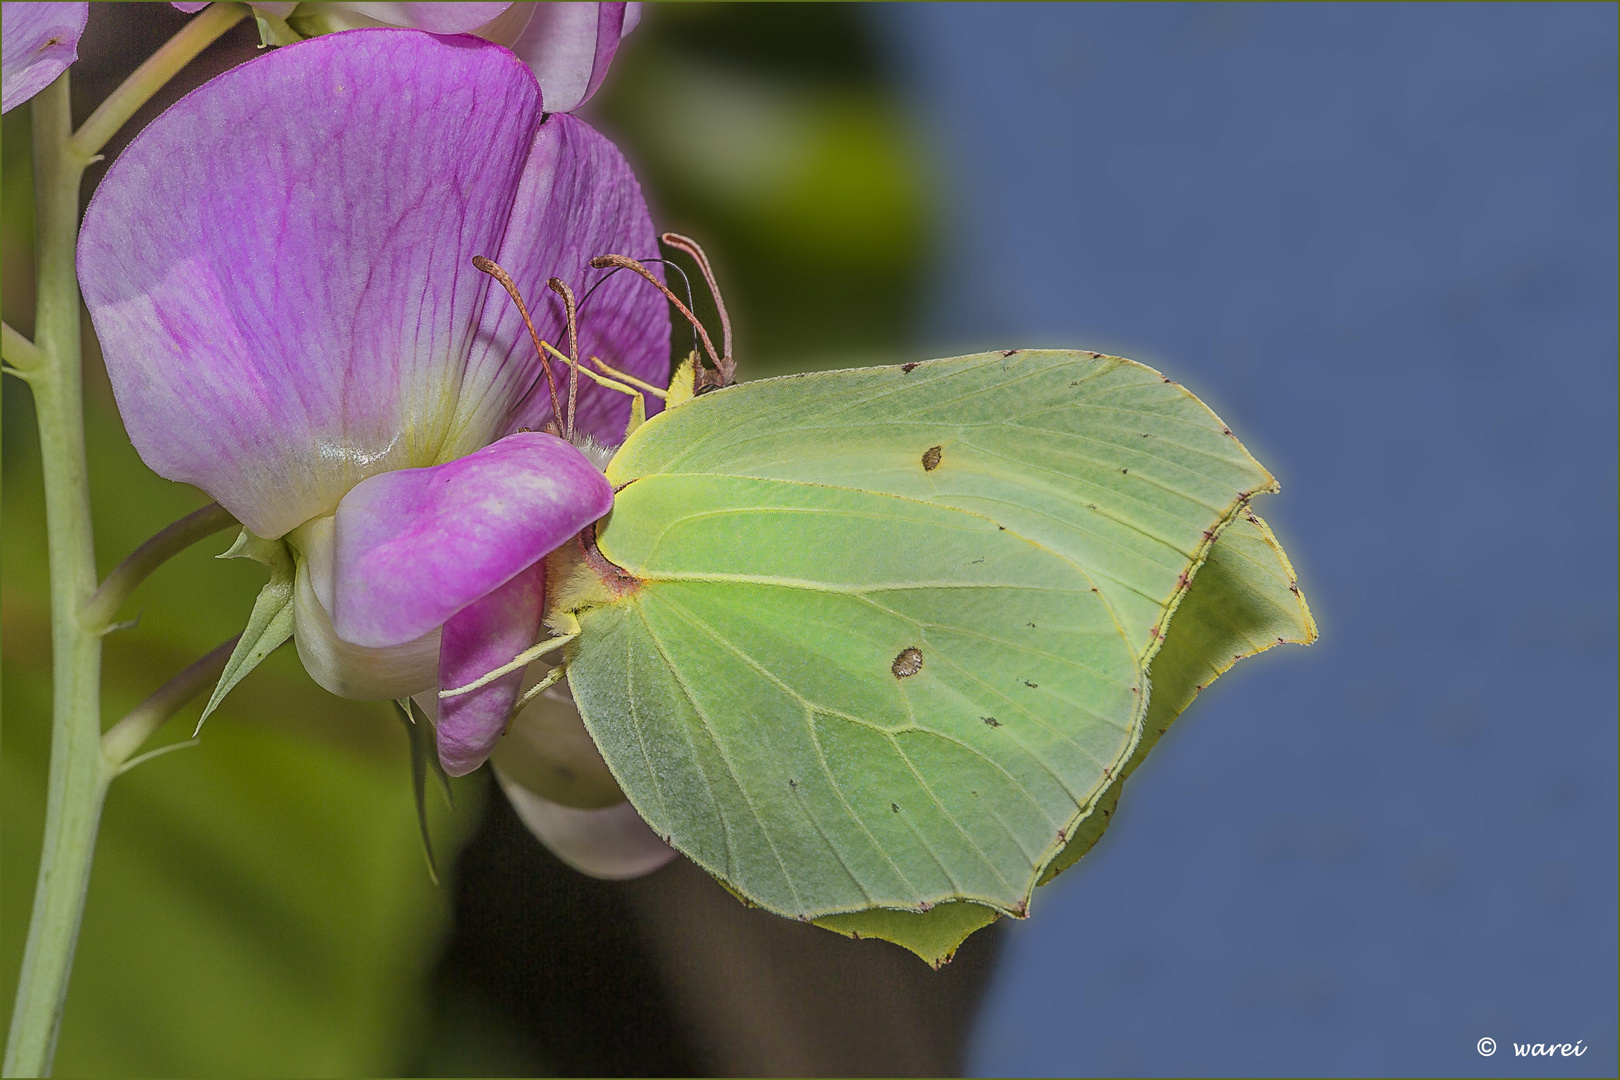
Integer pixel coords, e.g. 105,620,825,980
881,4,1618,1076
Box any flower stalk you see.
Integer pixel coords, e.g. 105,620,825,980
68,1,245,162
5,72,101,1080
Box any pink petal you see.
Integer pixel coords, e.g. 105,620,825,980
173,2,296,14
495,770,677,879
329,2,512,34
330,431,611,649
472,112,671,447
435,559,545,776
79,30,543,539
1,2,88,113
507,1,637,114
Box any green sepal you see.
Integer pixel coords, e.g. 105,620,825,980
195,530,297,732
394,699,451,885
254,12,305,48
814,902,1001,969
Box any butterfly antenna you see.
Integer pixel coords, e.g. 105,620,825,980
661,232,734,385
473,256,563,430
591,253,723,388
547,277,582,441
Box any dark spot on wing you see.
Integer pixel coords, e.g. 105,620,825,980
922,445,942,471
891,647,923,678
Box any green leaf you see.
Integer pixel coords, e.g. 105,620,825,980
561,350,1287,928
394,700,449,885
197,530,297,730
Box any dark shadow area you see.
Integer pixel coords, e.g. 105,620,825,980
418,782,1000,1077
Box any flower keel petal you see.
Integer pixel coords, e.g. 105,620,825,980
436,558,545,776
331,431,612,649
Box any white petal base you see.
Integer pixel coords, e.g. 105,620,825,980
494,768,676,881
290,520,439,700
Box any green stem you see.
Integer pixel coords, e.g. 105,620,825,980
4,74,99,1080
82,503,238,632
68,2,246,162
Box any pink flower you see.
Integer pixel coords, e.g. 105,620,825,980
174,1,640,111
79,30,670,777
1,2,88,112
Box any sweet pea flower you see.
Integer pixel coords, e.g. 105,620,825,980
78,29,671,790
1,1,88,112
173,1,639,112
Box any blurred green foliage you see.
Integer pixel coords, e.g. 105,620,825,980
2,4,932,1075
589,3,933,378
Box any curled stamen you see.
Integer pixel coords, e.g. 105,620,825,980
472,256,562,428
591,253,723,384
580,256,701,361
547,277,582,441
660,232,734,384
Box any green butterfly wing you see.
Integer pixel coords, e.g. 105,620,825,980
558,350,1299,935
812,507,1317,964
